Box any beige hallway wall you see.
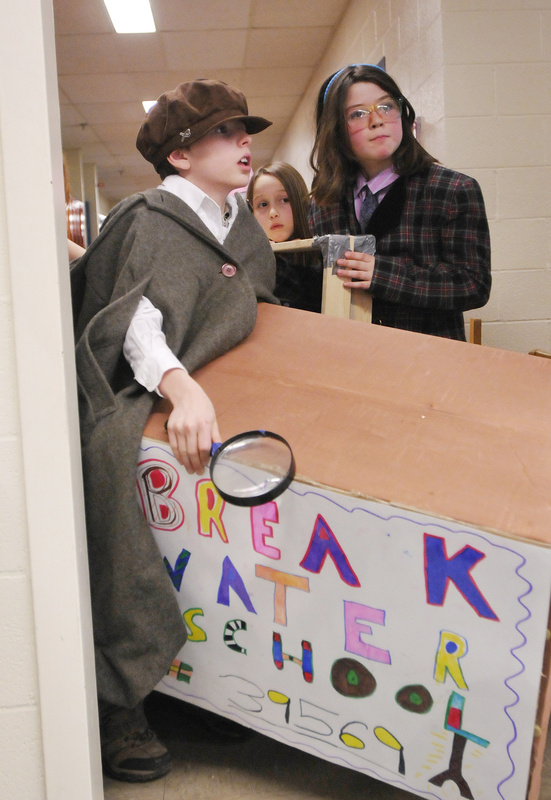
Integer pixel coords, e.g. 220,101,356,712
441,2,551,350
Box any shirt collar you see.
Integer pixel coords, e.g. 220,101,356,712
160,174,229,215
354,166,399,200
160,174,238,242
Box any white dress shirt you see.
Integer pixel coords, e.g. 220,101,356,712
123,176,239,393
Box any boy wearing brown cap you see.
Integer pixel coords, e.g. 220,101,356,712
71,79,278,782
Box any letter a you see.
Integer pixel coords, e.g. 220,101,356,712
217,556,256,614
300,515,360,587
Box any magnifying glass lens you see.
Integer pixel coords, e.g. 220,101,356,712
210,432,294,506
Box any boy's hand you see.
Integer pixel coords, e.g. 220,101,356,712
158,369,221,475
336,250,375,289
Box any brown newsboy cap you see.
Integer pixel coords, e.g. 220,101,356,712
136,79,272,171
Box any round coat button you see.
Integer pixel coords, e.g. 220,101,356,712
221,263,236,277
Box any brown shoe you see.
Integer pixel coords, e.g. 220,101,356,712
100,701,171,783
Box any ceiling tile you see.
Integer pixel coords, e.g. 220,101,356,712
90,123,141,142
103,140,139,158
250,95,300,119
251,0,349,28
59,104,86,127
58,73,137,104
116,34,169,72
55,33,125,75
78,143,113,162
61,124,100,148
239,66,312,96
245,27,332,69
53,0,112,35
162,30,248,71
126,70,251,104
74,102,145,125
152,0,253,31
127,71,199,99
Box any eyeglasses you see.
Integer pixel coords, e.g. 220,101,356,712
346,98,403,131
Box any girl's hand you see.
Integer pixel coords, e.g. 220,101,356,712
158,369,221,475
336,250,375,290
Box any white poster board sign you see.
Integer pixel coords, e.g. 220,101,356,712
138,438,551,800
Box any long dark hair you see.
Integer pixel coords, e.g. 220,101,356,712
310,64,436,207
247,161,310,239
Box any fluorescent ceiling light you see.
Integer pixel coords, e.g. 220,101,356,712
103,0,156,33
142,101,157,113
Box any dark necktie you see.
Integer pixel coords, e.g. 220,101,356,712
359,185,378,232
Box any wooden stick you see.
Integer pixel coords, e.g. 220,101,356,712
469,317,482,345
272,236,372,324
322,265,352,318
349,235,372,323
271,239,316,253
321,236,351,319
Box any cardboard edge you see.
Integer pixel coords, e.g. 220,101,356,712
292,473,551,551
527,609,551,800
140,430,551,552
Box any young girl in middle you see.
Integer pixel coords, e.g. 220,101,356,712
247,162,322,313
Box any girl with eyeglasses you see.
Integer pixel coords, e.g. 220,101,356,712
308,64,491,340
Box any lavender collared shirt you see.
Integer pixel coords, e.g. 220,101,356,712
354,166,400,223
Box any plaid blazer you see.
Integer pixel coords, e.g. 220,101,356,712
308,164,491,340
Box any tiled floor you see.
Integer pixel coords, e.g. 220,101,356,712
103,692,551,800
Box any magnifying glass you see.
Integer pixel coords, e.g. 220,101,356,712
209,430,295,507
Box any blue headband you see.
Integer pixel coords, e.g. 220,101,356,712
323,63,385,104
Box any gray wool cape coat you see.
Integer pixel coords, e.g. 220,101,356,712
71,187,278,708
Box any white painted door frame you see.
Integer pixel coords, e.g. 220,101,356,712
0,0,102,797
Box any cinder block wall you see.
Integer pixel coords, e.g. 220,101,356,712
274,0,551,353
441,2,551,350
